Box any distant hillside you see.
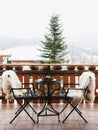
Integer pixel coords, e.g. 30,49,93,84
67,43,98,64
0,43,98,64
0,36,41,49
0,36,98,63
1,45,42,61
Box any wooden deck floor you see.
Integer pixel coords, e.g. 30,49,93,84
0,102,98,130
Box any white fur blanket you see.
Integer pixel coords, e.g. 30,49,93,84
2,70,22,99
67,71,96,106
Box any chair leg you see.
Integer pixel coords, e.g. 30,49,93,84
62,103,87,123
10,99,36,123
70,103,88,123
62,105,77,123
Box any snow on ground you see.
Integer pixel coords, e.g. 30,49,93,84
0,45,42,61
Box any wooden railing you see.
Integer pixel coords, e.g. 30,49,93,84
0,63,98,104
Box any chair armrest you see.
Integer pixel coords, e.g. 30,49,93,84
65,87,85,97
11,87,34,98
67,88,85,90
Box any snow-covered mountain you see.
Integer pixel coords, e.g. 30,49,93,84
67,43,98,64
0,36,41,49
0,45,42,61
1,43,98,64
0,36,98,64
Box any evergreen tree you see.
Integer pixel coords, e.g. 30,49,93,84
40,14,68,63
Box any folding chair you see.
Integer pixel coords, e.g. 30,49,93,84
10,87,37,124
60,87,88,123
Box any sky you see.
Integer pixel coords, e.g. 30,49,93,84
0,0,98,47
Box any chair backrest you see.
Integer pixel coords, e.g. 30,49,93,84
79,71,96,104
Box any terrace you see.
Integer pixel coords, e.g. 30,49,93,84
0,63,98,130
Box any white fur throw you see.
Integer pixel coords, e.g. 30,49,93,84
2,70,22,99
67,71,96,106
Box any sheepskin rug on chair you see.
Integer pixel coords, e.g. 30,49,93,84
67,71,96,106
2,70,22,99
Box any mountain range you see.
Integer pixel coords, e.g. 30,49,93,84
0,36,41,49
0,36,98,64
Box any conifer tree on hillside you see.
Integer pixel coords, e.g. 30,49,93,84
40,14,68,63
